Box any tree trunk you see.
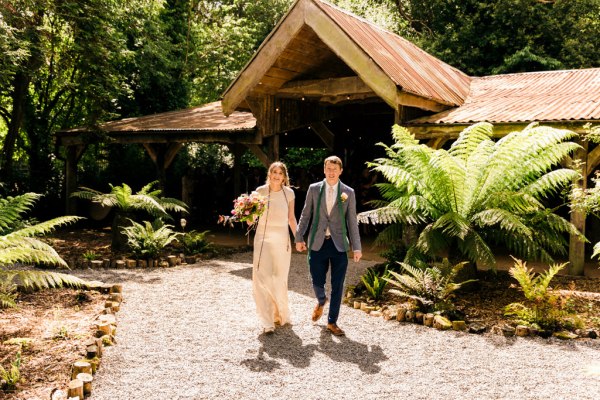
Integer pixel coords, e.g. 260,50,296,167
0,71,29,185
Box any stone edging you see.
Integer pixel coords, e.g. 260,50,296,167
50,283,123,400
346,296,599,340
68,254,201,269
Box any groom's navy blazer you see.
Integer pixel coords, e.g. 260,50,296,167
295,180,362,253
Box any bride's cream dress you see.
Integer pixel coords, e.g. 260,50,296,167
252,185,294,330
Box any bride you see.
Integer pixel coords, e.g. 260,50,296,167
252,161,297,334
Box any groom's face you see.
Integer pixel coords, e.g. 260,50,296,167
324,162,342,184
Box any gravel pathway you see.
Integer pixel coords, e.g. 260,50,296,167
73,252,600,400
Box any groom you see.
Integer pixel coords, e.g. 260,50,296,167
295,156,362,336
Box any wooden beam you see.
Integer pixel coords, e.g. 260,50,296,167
587,145,600,176
278,76,373,98
163,143,183,169
310,121,334,150
407,122,596,140
142,143,183,190
56,129,261,146
65,145,86,215
247,144,272,168
426,137,449,149
221,0,307,115
397,92,449,112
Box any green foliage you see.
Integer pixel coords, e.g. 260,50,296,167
190,0,293,104
359,122,582,268
0,279,17,309
82,251,98,261
360,266,390,301
282,148,329,170
0,350,21,391
404,0,600,76
331,0,406,34
72,181,188,219
72,181,188,251
122,219,182,258
504,258,576,330
181,230,213,256
0,192,82,267
0,192,87,308
385,260,476,313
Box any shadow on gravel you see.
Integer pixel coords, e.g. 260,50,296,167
240,325,388,375
317,327,388,374
241,325,317,372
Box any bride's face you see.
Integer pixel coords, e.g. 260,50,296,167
269,167,285,186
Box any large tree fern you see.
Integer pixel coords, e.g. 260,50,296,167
359,122,582,268
72,181,188,250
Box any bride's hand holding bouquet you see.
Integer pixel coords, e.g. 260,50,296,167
231,191,267,233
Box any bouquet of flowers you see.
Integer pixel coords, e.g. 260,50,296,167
231,191,267,225
218,191,267,236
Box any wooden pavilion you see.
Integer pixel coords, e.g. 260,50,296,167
57,0,600,274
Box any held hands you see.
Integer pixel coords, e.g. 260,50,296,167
296,242,307,252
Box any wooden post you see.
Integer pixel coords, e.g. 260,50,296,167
65,145,86,215
142,143,183,192
569,140,588,276
231,144,244,196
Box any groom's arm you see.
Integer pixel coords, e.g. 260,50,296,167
346,187,362,260
295,184,315,245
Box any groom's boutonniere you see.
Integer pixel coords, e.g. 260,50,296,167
340,192,348,203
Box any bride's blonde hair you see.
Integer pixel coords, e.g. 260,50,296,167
266,161,290,187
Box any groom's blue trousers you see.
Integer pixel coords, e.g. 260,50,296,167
309,237,348,324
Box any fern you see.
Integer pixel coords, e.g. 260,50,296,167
0,193,88,308
0,350,21,390
359,123,581,269
181,230,213,255
122,219,182,258
385,260,476,312
504,257,571,330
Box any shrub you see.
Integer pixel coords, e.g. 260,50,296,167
181,230,213,255
0,350,21,392
385,260,476,313
504,257,582,331
360,266,390,301
122,219,182,258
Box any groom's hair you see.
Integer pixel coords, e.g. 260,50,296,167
324,156,343,169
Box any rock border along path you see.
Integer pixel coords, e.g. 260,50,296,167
73,252,600,400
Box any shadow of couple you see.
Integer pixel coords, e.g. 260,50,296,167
240,324,387,374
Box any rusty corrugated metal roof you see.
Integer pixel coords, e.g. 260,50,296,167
407,69,600,125
314,0,471,106
64,101,255,133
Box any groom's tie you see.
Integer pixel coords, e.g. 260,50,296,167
325,186,334,237
326,186,334,214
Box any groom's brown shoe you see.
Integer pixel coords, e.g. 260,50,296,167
311,298,328,322
327,323,345,336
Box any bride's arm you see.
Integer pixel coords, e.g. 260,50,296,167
288,199,298,236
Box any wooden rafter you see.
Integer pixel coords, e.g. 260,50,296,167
310,121,334,150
